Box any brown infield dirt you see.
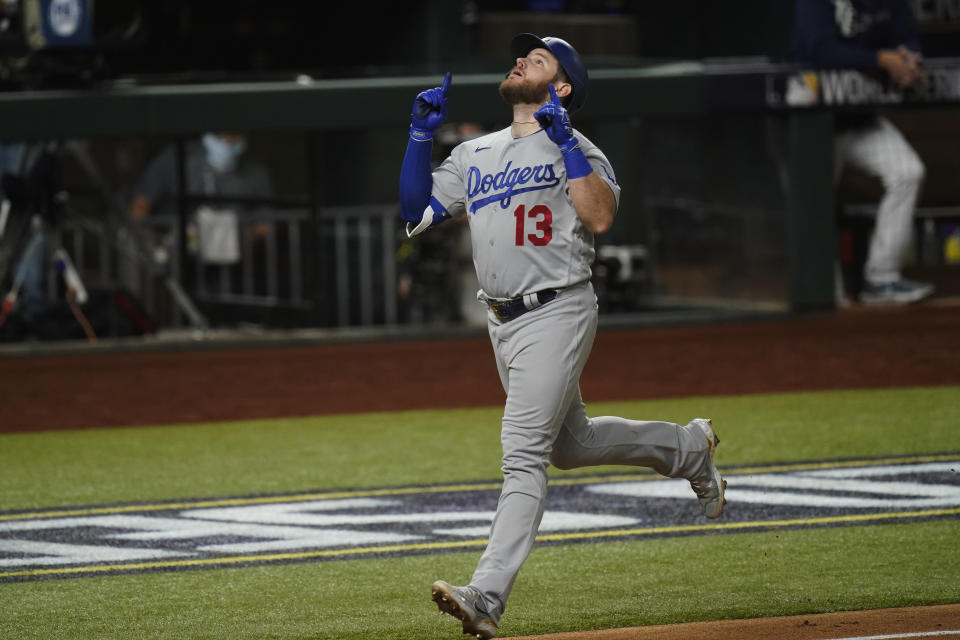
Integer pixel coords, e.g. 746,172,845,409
2,301,959,638
512,604,960,640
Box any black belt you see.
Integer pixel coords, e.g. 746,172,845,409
488,289,558,322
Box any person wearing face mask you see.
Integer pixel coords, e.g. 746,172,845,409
122,132,274,299
202,133,247,174
128,132,272,224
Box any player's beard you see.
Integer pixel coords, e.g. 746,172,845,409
499,75,550,107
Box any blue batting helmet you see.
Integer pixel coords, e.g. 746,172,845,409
510,33,589,113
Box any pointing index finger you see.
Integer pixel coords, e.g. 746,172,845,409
440,72,452,95
548,83,560,105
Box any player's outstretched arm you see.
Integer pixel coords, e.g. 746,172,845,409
399,72,451,225
534,85,615,234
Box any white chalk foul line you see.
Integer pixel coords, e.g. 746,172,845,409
824,630,960,640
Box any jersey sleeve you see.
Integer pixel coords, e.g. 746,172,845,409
581,137,621,211
793,0,879,69
407,149,468,237
891,0,922,53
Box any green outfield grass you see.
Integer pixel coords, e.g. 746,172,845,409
1,385,959,639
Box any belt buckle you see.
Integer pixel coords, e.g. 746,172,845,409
491,301,512,321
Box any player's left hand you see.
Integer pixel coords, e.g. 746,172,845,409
534,84,578,154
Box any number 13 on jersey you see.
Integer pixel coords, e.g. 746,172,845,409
514,204,553,246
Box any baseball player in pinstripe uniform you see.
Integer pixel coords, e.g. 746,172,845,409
795,0,934,304
398,34,726,639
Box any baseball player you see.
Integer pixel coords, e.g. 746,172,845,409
794,0,933,304
398,33,726,639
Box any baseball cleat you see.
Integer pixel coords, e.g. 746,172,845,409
860,278,934,304
431,579,499,640
688,418,727,519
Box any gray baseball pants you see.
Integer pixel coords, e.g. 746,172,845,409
469,282,711,614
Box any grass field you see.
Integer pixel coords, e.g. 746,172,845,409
2,385,959,639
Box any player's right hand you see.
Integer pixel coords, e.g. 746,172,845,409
411,72,451,137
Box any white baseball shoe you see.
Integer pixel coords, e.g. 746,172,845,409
431,580,499,640
688,418,727,519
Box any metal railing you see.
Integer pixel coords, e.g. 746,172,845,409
51,203,405,331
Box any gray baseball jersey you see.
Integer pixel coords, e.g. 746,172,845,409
409,126,620,300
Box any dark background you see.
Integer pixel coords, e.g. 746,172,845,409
0,1,855,87
5,1,957,89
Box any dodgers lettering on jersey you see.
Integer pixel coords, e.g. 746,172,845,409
427,127,620,299
466,161,561,214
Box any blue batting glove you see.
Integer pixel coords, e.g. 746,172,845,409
535,84,592,179
410,72,451,141
534,84,578,153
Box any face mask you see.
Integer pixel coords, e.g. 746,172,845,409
202,134,247,173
